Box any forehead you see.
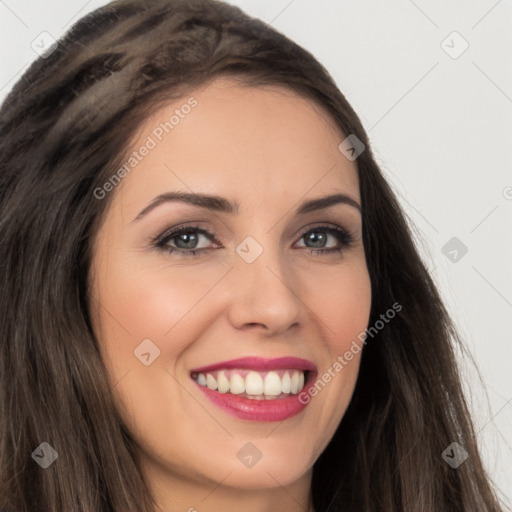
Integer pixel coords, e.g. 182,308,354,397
111,78,360,217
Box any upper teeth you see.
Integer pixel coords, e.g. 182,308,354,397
193,369,306,396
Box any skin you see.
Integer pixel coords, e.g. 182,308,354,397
89,77,372,512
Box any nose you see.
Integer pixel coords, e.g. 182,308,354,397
226,245,307,336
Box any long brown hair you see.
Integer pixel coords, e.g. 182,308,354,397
0,0,505,510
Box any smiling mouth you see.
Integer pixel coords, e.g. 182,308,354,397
191,368,310,400
189,356,317,421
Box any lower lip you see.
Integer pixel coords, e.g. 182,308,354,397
194,380,315,422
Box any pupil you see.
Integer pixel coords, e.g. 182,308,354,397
176,233,197,249
307,231,325,248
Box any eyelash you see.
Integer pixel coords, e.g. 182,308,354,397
153,223,355,258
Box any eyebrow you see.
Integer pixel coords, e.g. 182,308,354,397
131,191,361,222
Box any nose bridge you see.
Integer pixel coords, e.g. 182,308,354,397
227,234,305,333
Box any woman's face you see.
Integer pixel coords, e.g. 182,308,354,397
90,78,371,505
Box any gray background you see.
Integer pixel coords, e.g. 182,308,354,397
1,0,511,506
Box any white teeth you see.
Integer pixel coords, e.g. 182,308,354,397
298,371,304,391
290,371,300,394
263,371,282,396
245,371,264,395
194,368,308,398
206,373,217,390
229,373,245,394
281,371,291,393
217,371,230,393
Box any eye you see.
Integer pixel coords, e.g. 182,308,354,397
154,224,219,257
153,223,355,257
295,225,355,255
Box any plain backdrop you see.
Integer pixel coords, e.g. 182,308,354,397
1,0,511,506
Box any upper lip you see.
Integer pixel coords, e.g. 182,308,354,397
190,356,317,374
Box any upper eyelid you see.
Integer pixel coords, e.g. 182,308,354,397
155,225,218,246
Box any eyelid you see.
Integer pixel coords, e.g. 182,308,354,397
294,221,354,240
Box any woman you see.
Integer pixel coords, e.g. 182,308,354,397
0,0,504,510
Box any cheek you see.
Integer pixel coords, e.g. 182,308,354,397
90,256,210,439
313,258,372,351
94,254,226,351
328,263,371,385
302,259,371,439
90,251,233,430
